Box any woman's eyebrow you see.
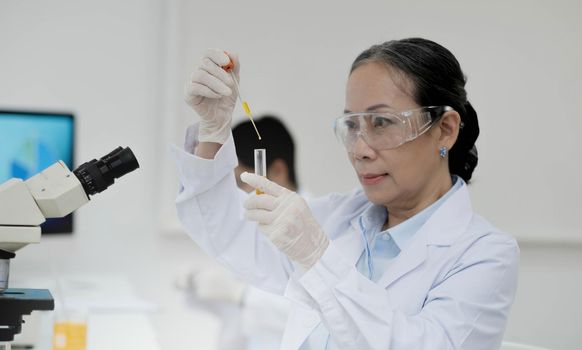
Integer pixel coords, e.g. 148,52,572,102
366,103,392,111
344,103,393,114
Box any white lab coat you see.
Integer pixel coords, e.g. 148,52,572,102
173,132,519,350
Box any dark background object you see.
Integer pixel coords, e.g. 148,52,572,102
0,109,75,234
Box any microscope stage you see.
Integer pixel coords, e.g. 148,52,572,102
0,288,54,341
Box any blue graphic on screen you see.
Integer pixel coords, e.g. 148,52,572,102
0,112,74,234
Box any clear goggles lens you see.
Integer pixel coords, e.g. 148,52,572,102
333,106,451,151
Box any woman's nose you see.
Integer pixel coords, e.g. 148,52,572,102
352,135,376,160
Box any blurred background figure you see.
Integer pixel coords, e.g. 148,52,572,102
232,116,300,195
177,115,301,350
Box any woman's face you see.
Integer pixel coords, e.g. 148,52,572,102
345,62,445,208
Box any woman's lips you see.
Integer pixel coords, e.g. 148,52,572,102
360,173,388,185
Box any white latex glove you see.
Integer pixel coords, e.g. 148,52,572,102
179,266,247,305
184,49,239,144
241,172,330,271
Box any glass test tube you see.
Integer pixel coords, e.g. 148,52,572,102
254,149,266,195
53,310,88,350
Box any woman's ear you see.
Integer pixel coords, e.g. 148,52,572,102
437,110,461,150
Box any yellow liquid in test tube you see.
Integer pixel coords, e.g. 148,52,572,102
255,149,266,195
53,321,87,350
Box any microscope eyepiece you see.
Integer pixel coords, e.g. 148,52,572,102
73,147,139,196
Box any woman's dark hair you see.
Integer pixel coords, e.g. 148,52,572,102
351,38,479,182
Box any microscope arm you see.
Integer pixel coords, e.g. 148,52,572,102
0,179,44,253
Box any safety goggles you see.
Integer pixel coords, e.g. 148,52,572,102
333,106,452,151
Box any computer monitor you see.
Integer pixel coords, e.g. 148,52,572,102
0,110,75,234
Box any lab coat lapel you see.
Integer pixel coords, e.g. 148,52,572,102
376,234,428,289
333,215,366,266
376,184,474,289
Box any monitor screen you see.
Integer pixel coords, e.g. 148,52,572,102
0,110,75,234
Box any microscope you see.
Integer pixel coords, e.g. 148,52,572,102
0,147,139,343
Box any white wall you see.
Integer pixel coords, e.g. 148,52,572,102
507,242,582,349
1,0,581,349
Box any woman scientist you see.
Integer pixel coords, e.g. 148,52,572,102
173,38,519,350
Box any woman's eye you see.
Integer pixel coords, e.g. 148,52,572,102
344,120,358,130
372,117,393,128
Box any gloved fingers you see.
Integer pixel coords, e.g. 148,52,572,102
243,193,278,211
224,51,240,81
203,48,232,69
189,69,232,97
203,49,240,84
184,81,221,103
240,172,286,197
199,56,234,87
245,207,277,225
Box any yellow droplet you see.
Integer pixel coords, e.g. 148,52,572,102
241,101,261,140
242,101,252,116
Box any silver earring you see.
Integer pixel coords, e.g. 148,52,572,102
439,146,447,158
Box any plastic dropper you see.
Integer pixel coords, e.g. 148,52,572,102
222,56,262,140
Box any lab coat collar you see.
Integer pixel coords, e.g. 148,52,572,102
423,179,473,246
376,181,474,288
